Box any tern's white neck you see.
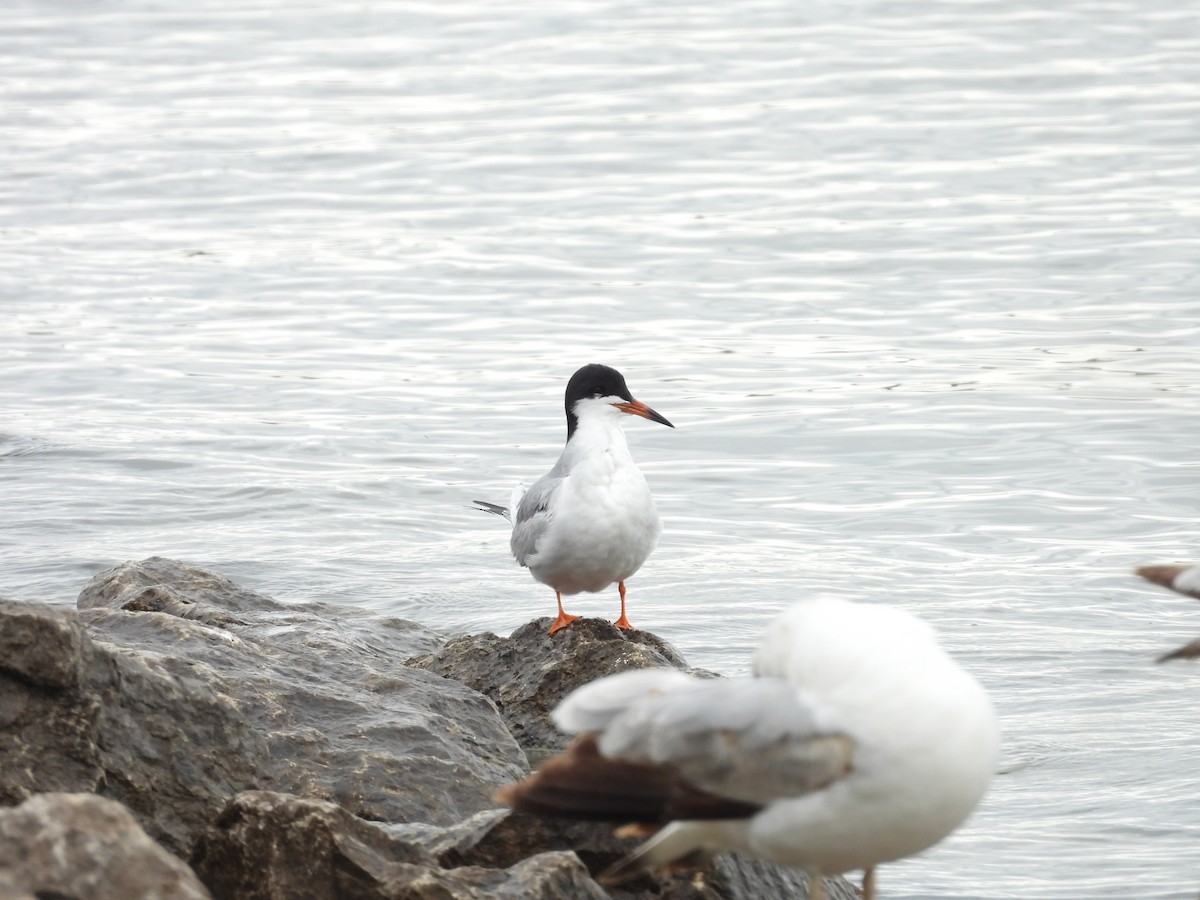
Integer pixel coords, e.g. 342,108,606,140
563,402,633,464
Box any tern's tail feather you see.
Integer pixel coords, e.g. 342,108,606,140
472,500,511,521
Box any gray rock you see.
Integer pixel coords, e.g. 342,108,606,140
75,556,286,618
0,597,265,852
0,598,86,689
408,617,697,756
190,790,433,899
192,789,846,900
0,792,210,900
78,558,527,838
0,557,526,857
452,809,856,900
0,602,101,803
378,852,611,900
190,791,608,900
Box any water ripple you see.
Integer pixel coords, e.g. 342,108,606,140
4,0,1200,896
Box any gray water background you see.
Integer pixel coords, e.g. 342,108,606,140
4,1,1200,896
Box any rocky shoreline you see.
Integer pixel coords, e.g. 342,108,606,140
0,558,855,899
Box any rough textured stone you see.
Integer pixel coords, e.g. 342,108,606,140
192,789,850,900
0,598,265,852
0,557,526,857
408,616,699,756
75,556,286,618
191,791,608,900
80,558,526,836
0,792,210,900
0,603,101,802
0,599,85,689
191,791,433,900
454,810,857,900
378,852,610,900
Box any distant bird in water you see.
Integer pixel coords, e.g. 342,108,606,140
498,598,999,900
474,364,674,635
1136,564,1200,662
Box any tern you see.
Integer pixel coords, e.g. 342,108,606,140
474,364,674,635
1136,564,1200,662
498,598,1000,900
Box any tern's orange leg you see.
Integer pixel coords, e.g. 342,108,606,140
613,580,634,631
549,592,580,635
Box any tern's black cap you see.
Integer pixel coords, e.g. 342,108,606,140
563,364,674,438
565,364,633,438
566,364,633,406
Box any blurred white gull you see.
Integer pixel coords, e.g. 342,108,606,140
498,597,999,900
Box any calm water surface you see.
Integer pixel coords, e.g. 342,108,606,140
3,1,1200,897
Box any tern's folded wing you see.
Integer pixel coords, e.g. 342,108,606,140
509,473,561,566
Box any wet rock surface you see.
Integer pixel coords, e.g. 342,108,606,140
0,557,851,899
0,792,211,900
408,616,699,755
190,791,610,900
2,557,524,857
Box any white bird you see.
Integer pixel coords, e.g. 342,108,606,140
498,598,999,900
1136,564,1200,662
475,364,674,635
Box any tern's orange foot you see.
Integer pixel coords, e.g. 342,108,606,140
549,611,581,635
612,613,635,631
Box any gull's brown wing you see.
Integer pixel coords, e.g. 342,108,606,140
499,675,854,823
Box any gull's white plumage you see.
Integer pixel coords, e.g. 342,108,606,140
505,598,999,899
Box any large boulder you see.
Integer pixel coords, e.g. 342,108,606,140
0,557,527,856
190,791,609,900
190,789,853,900
408,617,698,756
0,792,211,900
190,791,436,900
0,597,267,854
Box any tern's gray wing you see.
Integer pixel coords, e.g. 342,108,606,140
509,467,565,567
570,673,855,806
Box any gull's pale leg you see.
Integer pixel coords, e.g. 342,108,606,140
863,867,876,900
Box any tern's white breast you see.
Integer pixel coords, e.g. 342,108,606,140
527,423,662,594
